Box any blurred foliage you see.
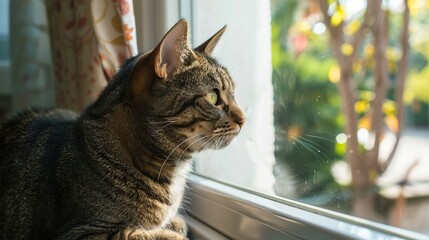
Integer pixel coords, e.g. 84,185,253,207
406,66,429,103
271,0,342,199
271,0,429,200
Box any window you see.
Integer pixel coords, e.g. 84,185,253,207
189,0,276,195
0,0,9,61
0,0,11,120
177,0,429,239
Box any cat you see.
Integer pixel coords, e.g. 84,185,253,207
0,19,245,240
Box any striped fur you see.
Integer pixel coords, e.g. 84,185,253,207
0,20,244,240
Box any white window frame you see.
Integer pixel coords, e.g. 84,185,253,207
133,1,429,239
185,174,427,240
133,0,181,52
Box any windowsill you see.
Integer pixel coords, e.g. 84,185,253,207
185,174,428,240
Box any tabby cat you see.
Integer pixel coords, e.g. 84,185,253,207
0,20,245,240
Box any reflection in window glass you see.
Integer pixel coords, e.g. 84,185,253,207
190,0,429,235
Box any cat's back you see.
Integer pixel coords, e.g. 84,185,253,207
0,108,78,183
0,108,78,159
0,108,78,239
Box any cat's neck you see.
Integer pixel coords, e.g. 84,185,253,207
82,105,193,183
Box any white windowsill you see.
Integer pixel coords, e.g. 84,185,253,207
185,174,429,240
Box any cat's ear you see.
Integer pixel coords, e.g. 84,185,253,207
194,26,226,55
129,19,194,101
153,19,194,79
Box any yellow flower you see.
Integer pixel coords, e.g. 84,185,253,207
331,5,345,27
358,115,372,130
345,20,361,35
355,100,370,113
382,100,397,115
329,64,341,83
341,43,353,56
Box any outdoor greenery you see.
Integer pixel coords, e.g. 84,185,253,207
272,0,343,200
271,0,429,207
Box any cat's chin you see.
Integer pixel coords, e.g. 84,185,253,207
205,136,235,150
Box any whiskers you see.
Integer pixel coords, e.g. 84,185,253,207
290,134,334,169
189,135,225,172
146,119,178,135
156,126,238,181
157,131,210,181
192,133,237,178
213,135,228,149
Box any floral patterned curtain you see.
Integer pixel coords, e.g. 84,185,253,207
46,0,137,112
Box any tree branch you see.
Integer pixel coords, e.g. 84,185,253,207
367,0,390,175
348,1,373,64
318,0,343,61
382,0,410,172
392,159,419,227
319,0,369,188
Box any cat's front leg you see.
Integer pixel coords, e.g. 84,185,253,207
57,226,188,240
163,216,187,235
113,228,188,240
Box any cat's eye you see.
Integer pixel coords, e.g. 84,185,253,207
206,90,218,105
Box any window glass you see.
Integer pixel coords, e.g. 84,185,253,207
0,0,9,60
190,0,276,194
189,0,429,236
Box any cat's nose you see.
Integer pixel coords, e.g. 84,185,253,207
236,116,245,128
230,105,245,128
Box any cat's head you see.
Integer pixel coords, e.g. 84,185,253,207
128,20,245,154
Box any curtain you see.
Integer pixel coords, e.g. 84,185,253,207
46,0,137,112
10,0,55,113
10,0,138,113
